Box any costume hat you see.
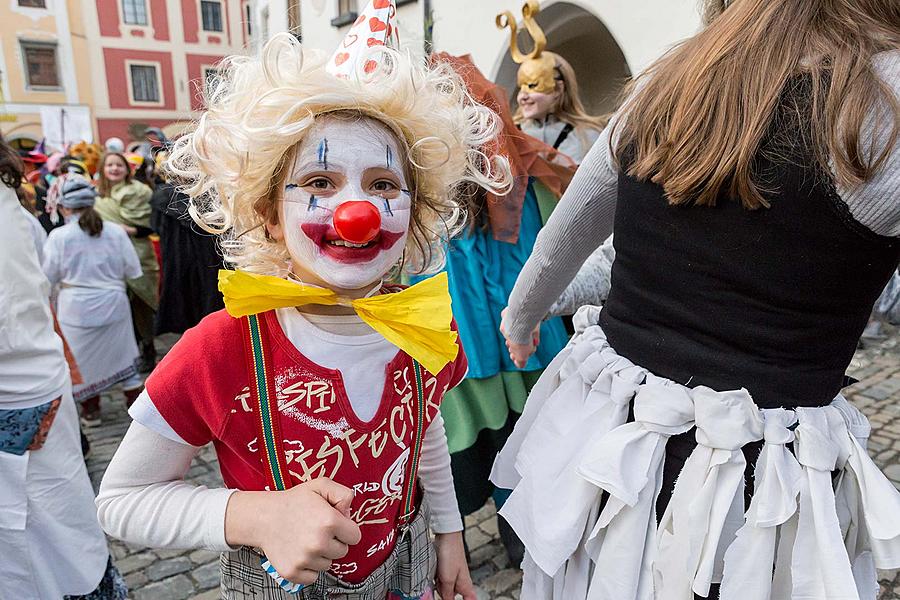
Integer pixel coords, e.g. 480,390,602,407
497,1,558,95
327,0,400,78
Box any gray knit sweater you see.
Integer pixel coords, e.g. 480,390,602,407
506,51,900,344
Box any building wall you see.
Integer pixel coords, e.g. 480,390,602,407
288,0,703,113
1,0,249,147
297,0,424,61
0,0,92,145
85,0,248,145
431,0,701,79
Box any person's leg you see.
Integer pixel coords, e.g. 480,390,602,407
79,395,101,427
80,428,91,459
128,292,157,373
120,373,144,408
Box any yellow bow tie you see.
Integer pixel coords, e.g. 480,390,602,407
218,269,458,374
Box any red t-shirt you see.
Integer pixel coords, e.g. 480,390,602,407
145,309,467,583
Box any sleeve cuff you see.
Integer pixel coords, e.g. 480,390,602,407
429,511,464,535
204,487,240,552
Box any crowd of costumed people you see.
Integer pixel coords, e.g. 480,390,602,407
1,0,898,599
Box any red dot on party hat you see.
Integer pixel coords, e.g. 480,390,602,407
333,201,382,244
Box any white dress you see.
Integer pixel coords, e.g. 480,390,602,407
0,188,111,597
42,219,142,401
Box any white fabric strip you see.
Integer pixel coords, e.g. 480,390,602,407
577,376,695,600
497,306,644,577
653,388,764,599
719,408,802,600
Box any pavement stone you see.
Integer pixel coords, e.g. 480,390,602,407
133,574,195,600
191,561,222,590
82,325,899,599
145,556,192,582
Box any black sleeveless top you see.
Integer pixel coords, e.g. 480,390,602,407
600,84,900,409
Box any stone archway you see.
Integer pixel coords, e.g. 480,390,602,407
494,1,630,116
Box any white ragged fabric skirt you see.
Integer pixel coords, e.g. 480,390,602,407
491,305,900,600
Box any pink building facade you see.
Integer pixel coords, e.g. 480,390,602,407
83,0,248,144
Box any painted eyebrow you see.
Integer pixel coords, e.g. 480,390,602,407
317,138,328,170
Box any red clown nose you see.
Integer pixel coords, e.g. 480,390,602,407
333,201,382,244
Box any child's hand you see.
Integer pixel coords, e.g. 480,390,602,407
434,531,476,600
500,308,539,369
225,478,362,585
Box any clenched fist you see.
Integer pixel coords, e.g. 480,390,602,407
225,478,362,584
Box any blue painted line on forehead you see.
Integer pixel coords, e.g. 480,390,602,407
317,138,329,170
386,145,393,169
308,195,318,211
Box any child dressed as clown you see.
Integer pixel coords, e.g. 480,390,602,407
96,3,511,598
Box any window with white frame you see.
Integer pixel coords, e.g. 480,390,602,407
130,64,160,103
122,0,148,25
201,1,224,32
21,42,59,88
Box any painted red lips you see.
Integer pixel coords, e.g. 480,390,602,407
300,223,404,264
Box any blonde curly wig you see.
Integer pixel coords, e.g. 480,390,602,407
167,33,512,277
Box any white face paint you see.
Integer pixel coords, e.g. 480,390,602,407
278,116,411,291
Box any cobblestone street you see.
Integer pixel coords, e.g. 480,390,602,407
85,326,900,600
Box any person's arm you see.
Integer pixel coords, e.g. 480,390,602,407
838,50,900,238
119,227,143,280
547,234,616,317
119,182,154,227
40,232,62,288
419,413,475,600
95,420,235,550
102,392,362,586
502,126,619,348
418,413,462,534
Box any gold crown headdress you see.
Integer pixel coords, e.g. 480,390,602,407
496,1,557,95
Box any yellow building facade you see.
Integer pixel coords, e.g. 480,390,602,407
0,0,95,150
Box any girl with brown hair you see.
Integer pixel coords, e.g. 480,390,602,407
95,151,158,372
495,0,899,598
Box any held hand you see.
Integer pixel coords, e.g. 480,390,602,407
500,308,540,369
434,531,476,600
225,478,362,585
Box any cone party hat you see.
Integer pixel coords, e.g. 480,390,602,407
327,0,400,78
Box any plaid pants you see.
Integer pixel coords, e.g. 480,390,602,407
220,507,435,600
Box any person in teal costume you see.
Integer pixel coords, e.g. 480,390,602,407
412,53,577,566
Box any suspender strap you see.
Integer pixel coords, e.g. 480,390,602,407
398,360,425,527
243,313,293,491
552,122,574,150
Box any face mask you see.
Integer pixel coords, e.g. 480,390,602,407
278,116,411,291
